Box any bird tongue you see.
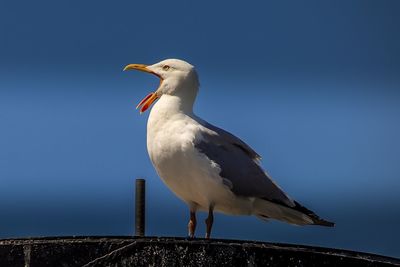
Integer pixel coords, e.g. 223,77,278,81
136,92,158,113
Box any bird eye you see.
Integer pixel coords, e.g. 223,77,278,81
162,65,170,71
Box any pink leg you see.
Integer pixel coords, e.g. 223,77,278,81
188,210,197,238
205,206,214,239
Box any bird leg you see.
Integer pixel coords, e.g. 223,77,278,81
188,210,197,238
205,206,214,239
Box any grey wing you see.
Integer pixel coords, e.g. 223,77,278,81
202,121,261,161
196,122,295,208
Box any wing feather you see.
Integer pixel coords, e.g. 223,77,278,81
195,121,295,208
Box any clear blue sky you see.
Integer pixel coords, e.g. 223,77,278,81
1,0,399,258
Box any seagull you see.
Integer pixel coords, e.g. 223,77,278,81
124,59,334,238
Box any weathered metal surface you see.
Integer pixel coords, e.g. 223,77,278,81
0,236,399,267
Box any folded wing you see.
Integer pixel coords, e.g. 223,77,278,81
196,121,295,208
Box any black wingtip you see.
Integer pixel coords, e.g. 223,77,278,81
313,218,335,227
293,201,335,227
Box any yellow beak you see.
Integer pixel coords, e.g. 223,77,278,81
123,64,162,113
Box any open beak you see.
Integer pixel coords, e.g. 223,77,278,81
123,64,162,113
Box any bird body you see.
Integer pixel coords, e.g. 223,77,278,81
124,59,334,238
147,95,254,216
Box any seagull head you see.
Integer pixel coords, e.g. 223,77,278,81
124,59,199,113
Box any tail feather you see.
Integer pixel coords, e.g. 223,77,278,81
253,198,335,227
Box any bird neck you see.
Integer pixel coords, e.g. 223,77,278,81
155,85,198,115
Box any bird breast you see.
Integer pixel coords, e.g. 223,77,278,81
145,96,226,207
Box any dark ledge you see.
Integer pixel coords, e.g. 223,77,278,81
0,236,399,267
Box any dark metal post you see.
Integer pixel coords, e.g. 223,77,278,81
135,178,146,237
